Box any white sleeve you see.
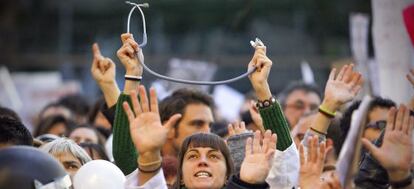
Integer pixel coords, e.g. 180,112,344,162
266,143,300,189
124,169,168,189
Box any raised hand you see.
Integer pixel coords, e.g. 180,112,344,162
322,64,363,111
240,130,277,184
91,43,117,85
248,46,272,101
228,121,248,137
248,101,265,133
362,105,414,182
122,85,182,156
299,135,327,189
117,33,143,76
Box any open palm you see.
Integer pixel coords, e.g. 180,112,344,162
240,130,276,184
123,86,181,155
299,136,327,189
362,105,413,174
324,64,362,106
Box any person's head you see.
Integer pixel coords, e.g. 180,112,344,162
0,106,21,122
175,133,234,189
0,146,71,189
278,81,322,127
88,97,112,130
57,94,91,125
339,97,396,149
38,102,72,121
291,113,317,147
69,125,106,146
79,143,109,161
40,138,91,178
160,89,215,155
34,115,76,137
363,97,396,141
0,116,33,149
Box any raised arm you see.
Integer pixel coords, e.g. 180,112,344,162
123,86,181,186
113,33,144,175
307,64,362,141
362,105,414,189
299,136,341,189
247,45,292,151
226,130,276,189
91,43,120,107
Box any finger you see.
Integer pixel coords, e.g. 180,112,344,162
253,130,262,153
299,143,305,166
310,136,318,163
125,45,136,58
234,122,241,134
386,107,397,132
240,121,246,133
228,124,235,136
164,114,182,131
245,137,253,155
139,86,150,112
130,89,142,115
92,43,102,58
270,133,277,150
328,68,336,81
336,64,348,81
362,138,380,159
122,102,135,124
121,33,132,43
127,38,139,52
402,105,410,134
349,72,362,87
255,46,266,56
262,130,271,153
149,87,159,113
318,142,326,168
265,149,275,161
343,64,354,83
395,105,406,131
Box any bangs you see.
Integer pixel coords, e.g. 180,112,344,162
185,133,227,152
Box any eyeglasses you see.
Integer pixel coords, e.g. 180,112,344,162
365,120,387,130
285,100,319,112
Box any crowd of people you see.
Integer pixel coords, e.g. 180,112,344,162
0,32,413,189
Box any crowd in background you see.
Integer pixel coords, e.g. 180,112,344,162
0,32,413,189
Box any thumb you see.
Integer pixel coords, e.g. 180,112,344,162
361,138,380,159
164,114,182,131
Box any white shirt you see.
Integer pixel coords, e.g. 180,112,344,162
124,169,167,189
266,143,300,189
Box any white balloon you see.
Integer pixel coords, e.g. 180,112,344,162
73,160,125,189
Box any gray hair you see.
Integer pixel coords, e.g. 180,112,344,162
40,138,91,165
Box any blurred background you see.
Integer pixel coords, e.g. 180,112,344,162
1,0,412,129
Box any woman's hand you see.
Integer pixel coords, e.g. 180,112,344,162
240,130,277,184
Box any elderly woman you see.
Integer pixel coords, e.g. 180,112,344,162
40,138,92,179
123,86,276,189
